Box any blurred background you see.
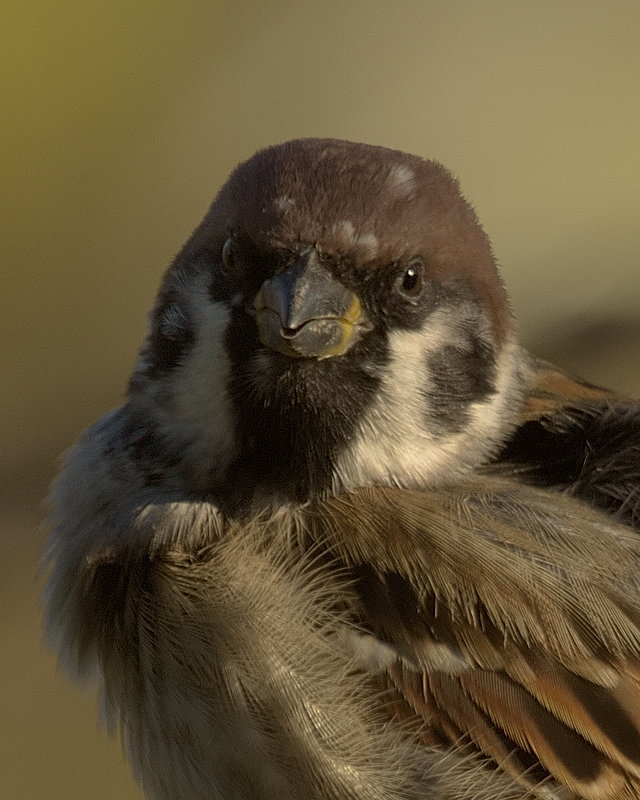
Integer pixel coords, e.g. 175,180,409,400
2,1,639,797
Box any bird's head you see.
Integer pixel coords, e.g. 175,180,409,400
128,139,525,508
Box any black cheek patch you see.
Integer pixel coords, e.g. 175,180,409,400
426,335,496,433
146,304,195,379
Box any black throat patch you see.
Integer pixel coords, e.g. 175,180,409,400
223,308,386,507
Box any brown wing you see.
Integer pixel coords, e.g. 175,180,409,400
308,479,640,798
518,354,626,422
497,355,640,530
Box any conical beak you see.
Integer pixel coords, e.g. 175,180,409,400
252,249,369,359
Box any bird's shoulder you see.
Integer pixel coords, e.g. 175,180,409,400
499,354,640,529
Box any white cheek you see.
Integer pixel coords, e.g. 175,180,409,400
465,335,523,454
332,312,522,491
151,280,238,479
333,317,451,490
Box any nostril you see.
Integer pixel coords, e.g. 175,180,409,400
281,326,301,339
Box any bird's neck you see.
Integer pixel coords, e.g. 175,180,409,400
130,335,527,515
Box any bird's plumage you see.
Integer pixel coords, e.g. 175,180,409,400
312,479,640,798
44,138,640,799
501,357,640,530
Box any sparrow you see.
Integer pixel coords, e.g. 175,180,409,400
44,138,640,800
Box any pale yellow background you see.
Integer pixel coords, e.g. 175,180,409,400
2,2,639,798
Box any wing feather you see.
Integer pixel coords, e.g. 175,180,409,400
308,479,640,798
503,355,640,530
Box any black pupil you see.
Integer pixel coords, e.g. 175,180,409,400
403,266,418,292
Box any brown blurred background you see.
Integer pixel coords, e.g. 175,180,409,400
2,2,639,797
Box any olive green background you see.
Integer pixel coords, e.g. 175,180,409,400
3,2,639,798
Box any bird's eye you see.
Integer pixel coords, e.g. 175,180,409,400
221,237,235,274
398,258,425,298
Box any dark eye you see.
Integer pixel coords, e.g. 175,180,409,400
221,237,234,274
398,258,425,298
